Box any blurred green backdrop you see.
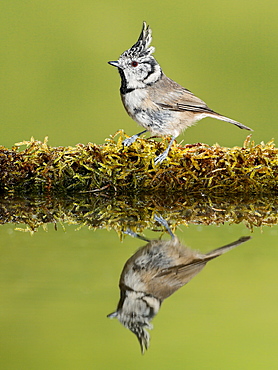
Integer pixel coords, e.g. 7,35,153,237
1,2,278,369
0,0,277,149
1,221,278,369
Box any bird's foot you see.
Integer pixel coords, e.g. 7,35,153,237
123,130,148,147
154,150,169,165
124,228,150,242
122,135,138,147
154,214,175,238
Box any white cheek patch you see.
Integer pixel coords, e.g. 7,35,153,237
125,70,146,89
143,65,161,85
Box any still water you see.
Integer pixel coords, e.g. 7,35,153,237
0,196,277,369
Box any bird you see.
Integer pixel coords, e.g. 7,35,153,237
107,215,251,353
108,22,253,165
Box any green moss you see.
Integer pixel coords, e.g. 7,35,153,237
0,194,277,234
0,131,277,195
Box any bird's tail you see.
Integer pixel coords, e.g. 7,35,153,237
209,113,253,131
204,236,251,261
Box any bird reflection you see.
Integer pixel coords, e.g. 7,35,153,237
108,216,250,353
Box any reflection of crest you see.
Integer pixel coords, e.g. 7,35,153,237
108,217,250,353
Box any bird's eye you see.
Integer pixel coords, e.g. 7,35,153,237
131,61,138,67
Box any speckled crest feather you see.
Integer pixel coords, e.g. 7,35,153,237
129,321,151,354
122,21,155,59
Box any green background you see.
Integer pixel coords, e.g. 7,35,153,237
1,1,278,369
1,0,277,149
1,222,278,369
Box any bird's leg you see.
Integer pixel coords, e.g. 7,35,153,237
154,136,177,165
124,215,175,241
122,130,148,147
124,229,150,242
154,214,175,239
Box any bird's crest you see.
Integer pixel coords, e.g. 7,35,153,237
122,22,155,60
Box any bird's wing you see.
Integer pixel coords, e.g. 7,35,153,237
156,101,216,114
150,74,253,130
152,75,217,114
155,258,207,279
148,259,206,300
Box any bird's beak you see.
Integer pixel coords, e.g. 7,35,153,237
107,311,118,318
108,60,120,68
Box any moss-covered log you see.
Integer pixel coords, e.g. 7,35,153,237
0,193,277,233
0,131,277,195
